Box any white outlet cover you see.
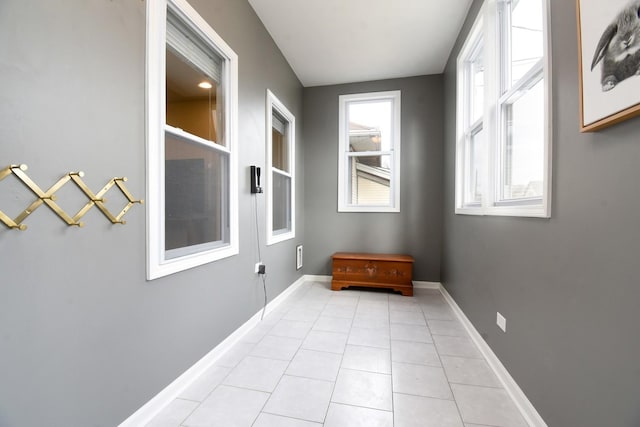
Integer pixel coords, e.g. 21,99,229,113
255,262,261,273
496,312,506,333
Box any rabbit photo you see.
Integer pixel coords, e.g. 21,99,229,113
591,0,640,91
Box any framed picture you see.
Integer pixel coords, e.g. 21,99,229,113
296,244,303,270
577,0,640,132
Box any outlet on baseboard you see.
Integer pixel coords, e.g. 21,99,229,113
496,312,506,333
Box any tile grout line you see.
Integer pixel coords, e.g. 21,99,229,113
255,281,334,425
427,298,468,426
321,290,359,424
247,282,316,427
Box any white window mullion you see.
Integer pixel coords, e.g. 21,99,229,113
164,124,231,154
272,168,292,179
484,1,499,213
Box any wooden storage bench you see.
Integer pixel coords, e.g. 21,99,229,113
331,252,414,296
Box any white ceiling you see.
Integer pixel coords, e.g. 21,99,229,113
248,0,472,87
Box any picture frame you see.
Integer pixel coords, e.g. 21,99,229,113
296,244,303,270
577,0,640,132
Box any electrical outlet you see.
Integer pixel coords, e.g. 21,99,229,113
496,312,506,333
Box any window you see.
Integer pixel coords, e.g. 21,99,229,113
456,0,551,217
266,90,295,245
146,0,238,279
338,91,401,212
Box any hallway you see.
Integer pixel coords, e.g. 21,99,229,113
147,281,526,426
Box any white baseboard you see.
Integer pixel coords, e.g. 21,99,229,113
412,280,441,289
118,274,307,427
304,274,331,282
308,277,441,290
307,277,440,291
438,284,547,427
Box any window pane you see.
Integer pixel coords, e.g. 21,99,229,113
166,48,223,145
272,172,291,234
471,45,484,124
348,100,392,154
272,111,289,172
465,127,484,205
501,78,544,200
348,154,391,205
165,131,229,257
510,0,543,86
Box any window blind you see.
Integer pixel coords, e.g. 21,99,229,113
272,111,286,135
166,9,223,84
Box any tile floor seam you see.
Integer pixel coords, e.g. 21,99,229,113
450,382,508,391
248,386,273,427
280,372,336,384
174,399,200,427
434,335,468,426
212,382,275,394
174,397,202,403
400,298,467,427
328,401,395,413
392,390,457,402
321,331,348,424
258,321,330,424
172,362,237,426
258,410,325,425
386,293,395,419
339,366,392,376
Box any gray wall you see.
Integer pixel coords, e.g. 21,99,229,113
303,76,443,281
442,0,640,426
0,1,303,426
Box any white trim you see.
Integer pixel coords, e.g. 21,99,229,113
438,284,548,427
412,280,441,290
265,89,296,246
455,7,484,215
146,0,239,280
304,274,332,283
338,90,401,213
118,274,307,427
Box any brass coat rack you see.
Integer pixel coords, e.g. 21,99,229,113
0,164,143,231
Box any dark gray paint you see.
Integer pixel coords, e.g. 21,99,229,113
0,0,303,425
303,76,443,281
442,0,640,426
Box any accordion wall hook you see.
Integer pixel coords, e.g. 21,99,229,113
0,164,144,231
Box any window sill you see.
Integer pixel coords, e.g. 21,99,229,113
455,206,550,218
147,244,239,280
267,231,295,246
338,206,400,213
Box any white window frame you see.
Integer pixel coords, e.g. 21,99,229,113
338,91,401,213
457,15,485,210
455,0,552,218
146,0,238,280
266,89,295,245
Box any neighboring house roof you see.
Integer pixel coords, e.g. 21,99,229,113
355,162,390,186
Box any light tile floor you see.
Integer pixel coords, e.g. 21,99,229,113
146,281,528,427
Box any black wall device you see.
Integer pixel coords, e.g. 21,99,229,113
250,165,263,193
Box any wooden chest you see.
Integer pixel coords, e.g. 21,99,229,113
331,252,414,296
